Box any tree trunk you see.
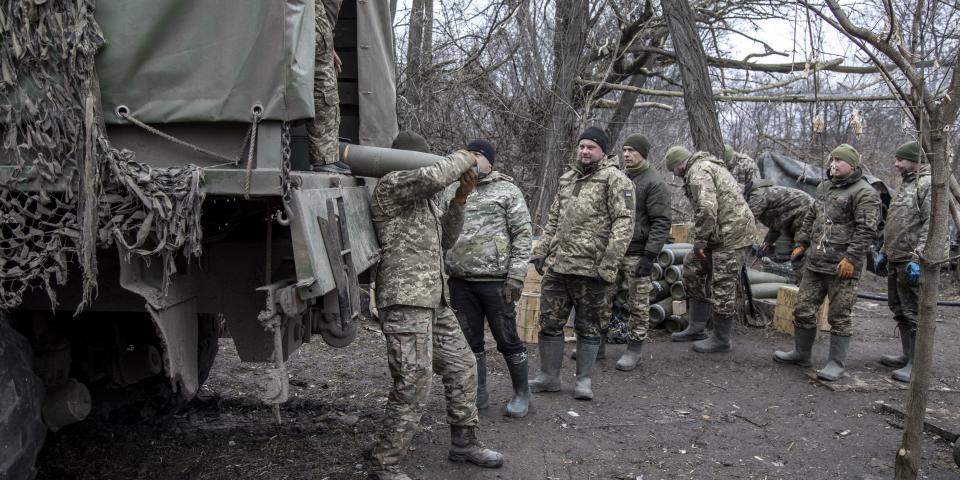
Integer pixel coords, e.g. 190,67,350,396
532,0,590,224
605,72,650,146
403,0,433,124
661,0,724,158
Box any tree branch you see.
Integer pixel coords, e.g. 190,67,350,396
575,78,898,102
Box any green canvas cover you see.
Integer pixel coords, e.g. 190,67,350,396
96,0,316,123
355,0,398,147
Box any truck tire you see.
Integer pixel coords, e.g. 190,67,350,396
0,315,47,480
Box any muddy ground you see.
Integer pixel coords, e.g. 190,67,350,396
37,274,960,480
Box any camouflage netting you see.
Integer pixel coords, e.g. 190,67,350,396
0,1,204,310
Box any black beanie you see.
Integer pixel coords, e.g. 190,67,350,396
578,126,609,153
467,139,496,164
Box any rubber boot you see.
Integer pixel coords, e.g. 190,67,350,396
571,335,606,360
368,466,412,480
880,325,910,368
672,298,710,342
615,340,644,371
529,333,563,393
773,326,816,367
503,352,530,418
573,336,601,400
448,426,504,468
891,329,915,383
693,313,733,353
816,334,850,381
474,352,488,409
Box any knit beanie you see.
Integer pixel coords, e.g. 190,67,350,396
391,131,430,153
623,134,650,158
724,144,735,163
578,126,609,153
829,143,860,168
664,146,693,171
466,139,496,164
895,141,921,163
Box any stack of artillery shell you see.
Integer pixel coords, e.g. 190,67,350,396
649,243,692,329
745,269,792,299
648,297,673,328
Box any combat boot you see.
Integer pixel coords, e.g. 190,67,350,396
368,465,412,480
816,334,850,381
672,298,710,342
571,336,606,360
773,326,816,367
529,333,563,393
474,352,488,409
448,426,504,468
573,336,601,400
615,340,644,371
880,324,911,368
692,313,733,353
503,352,530,418
891,328,915,383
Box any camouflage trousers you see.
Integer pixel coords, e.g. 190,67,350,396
887,261,919,331
371,305,479,468
305,7,340,167
612,255,652,342
682,247,750,316
793,270,859,336
539,271,615,338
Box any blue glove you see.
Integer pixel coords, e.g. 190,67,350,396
874,252,886,267
905,261,921,284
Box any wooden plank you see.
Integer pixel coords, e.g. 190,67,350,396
773,285,830,335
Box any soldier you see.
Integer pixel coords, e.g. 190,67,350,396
612,134,672,371
664,146,756,353
368,132,503,480
306,0,353,174
874,141,930,383
743,180,814,256
774,144,881,381
724,144,760,186
444,139,533,418
528,127,635,400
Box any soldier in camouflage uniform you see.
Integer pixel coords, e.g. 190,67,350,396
612,134,672,371
774,144,881,381
368,132,503,480
724,144,760,186
664,146,756,353
306,0,352,174
743,180,813,255
875,141,930,383
528,127,635,401
444,139,533,418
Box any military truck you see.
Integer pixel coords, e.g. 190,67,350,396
0,1,438,478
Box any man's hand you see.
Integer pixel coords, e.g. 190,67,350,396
453,168,478,203
503,278,524,304
790,246,806,262
694,248,708,262
874,252,887,275
634,254,655,277
529,257,546,276
837,257,855,279
333,51,343,76
905,261,921,285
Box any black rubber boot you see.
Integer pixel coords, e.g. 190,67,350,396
474,352,488,409
503,352,530,418
774,326,816,367
571,335,606,360
573,336,601,400
615,340,644,371
816,334,851,381
880,325,911,368
448,426,504,468
368,466,412,480
693,313,733,353
672,298,710,342
529,333,563,393
891,328,915,383
311,160,352,174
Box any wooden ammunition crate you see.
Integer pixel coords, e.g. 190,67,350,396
671,223,691,243
517,292,541,343
773,285,830,334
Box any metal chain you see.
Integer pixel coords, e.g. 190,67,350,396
276,122,293,226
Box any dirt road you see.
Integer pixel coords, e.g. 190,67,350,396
37,280,960,479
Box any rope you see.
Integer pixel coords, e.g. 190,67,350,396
243,109,262,199
118,110,239,165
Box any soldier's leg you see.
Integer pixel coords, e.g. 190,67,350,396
672,249,711,341
693,247,748,353
816,277,858,381
473,280,528,414
371,306,434,470
616,255,650,371
305,9,347,172
530,271,571,392
569,276,614,400
880,264,910,368
890,263,919,381
448,279,488,408
774,270,826,367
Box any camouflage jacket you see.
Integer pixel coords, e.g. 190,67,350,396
443,171,533,282
726,152,760,186
795,169,881,279
882,165,932,262
370,151,472,309
745,180,813,245
682,152,757,251
624,162,672,258
532,155,636,283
